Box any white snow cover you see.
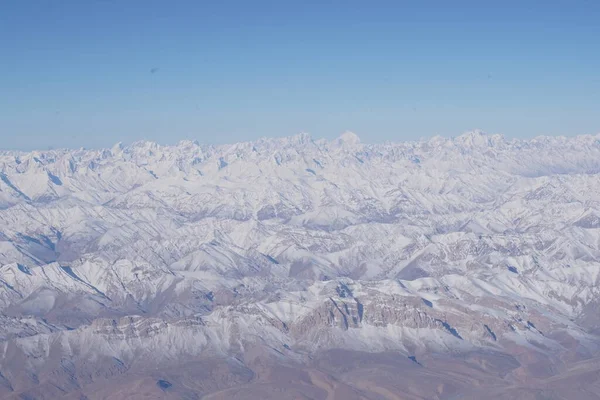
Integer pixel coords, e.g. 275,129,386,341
2,130,600,369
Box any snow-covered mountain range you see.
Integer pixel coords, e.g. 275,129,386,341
3,130,600,399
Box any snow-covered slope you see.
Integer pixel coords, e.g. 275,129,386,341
2,130,600,398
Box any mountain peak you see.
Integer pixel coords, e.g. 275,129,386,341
457,129,487,139
290,132,312,145
454,130,504,147
111,142,124,154
337,131,361,145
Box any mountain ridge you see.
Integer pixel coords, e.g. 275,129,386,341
2,131,600,398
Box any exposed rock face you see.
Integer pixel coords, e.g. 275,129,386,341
2,131,600,398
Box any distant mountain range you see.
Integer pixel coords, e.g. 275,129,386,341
2,131,600,399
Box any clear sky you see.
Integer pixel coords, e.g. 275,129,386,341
1,0,599,149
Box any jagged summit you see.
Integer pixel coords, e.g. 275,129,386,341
286,131,313,145
111,141,124,154
453,129,505,147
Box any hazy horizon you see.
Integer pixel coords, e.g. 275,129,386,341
1,1,599,150
4,128,600,152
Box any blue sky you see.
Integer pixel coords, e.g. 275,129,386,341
1,0,599,149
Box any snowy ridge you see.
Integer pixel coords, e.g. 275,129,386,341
2,131,600,397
